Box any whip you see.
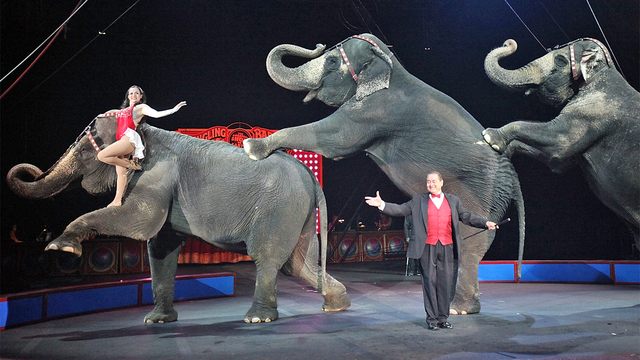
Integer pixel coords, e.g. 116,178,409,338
462,217,511,240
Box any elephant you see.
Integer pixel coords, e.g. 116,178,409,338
483,38,640,245
6,117,351,324
243,33,525,315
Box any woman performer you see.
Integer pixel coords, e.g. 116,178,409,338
97,85,186,207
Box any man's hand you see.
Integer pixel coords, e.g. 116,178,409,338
365,191,383,208
486,221,498,231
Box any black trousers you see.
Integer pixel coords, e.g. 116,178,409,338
418,241,454,324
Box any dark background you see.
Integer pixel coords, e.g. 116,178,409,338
1,0,638,267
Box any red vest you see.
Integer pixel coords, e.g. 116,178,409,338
426,197,453,245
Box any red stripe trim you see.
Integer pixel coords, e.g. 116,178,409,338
339,45,358,82
352,35,380,48
86,131,101,153
570,45,579,80
584,38,612,67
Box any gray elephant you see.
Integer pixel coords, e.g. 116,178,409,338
483,38,639,244
6,117,350,323
244,33,525,315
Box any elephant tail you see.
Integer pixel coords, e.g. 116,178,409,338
512,173,526,279
315,179,329,296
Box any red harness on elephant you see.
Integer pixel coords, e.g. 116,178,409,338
85,128,101,153
332,35,392,83
567,37,612,85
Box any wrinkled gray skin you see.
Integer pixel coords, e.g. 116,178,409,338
244,33,525,315
7,118,350,323
483,39,639,245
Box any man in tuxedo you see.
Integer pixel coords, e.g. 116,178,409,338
365,171,497,330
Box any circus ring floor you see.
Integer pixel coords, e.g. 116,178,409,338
0,260,638,360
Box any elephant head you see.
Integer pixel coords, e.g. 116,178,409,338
484,38,613,107
266,33,394,106
7,117,119,199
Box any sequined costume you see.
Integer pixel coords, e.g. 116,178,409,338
115,105,145,159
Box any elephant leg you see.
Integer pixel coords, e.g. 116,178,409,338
46,194,170,257
504,140,547,161
483,119,590,170
243,117,360,162
482,127,511,154
144,232,183,324
243,138,272,161
450,232,493,315
244,126,312,161
45,218,95,256
244,259,281,323
281,223,350,312
244,226,300,323
505,141,577,173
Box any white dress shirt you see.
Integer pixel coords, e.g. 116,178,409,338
429,192,444,209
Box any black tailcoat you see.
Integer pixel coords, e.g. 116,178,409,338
381,193,488,260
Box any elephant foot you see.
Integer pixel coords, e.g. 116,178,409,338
144,308,178,324
322,288,351,312
450,298,480,315
482,128,508,154
244,304,278,323
45,237,82,257
243,138,270,161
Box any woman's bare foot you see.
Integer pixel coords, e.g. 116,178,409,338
108,190,123,207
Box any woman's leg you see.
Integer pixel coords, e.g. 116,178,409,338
107,165,128,207
97,137,135,168
99,138,137,207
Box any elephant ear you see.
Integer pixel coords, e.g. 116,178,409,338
578,43,607,83
94,116,118,147
354,46,393,101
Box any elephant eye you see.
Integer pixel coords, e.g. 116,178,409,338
78,143,94,160
554,55,568,68
326,56,340,71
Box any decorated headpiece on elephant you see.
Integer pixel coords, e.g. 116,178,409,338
7,117,350,324
244,33,526,315
483,38,639,244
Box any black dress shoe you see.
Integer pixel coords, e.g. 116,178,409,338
438,321,453,329
427,323,439,331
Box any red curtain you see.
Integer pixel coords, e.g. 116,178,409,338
178,238,252,264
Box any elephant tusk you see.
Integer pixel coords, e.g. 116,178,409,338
303,88,320,103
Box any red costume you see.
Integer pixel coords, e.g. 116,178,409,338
101,104,145,159
116,105,136,140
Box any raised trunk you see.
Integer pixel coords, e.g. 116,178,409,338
266,43,326,92
484,39,543,92
6,149,80,199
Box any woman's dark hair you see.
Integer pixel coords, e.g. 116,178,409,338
120,85,147,109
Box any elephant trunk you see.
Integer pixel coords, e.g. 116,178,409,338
266,43,326,92
484,39,544,92
7,149,80,199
